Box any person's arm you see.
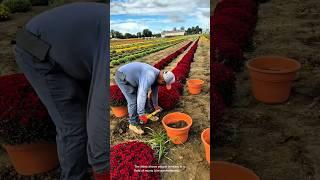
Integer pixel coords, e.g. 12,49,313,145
151,84,158,107
137,72,153,116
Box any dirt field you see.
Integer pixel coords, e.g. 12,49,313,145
110,37,210,180
213,1,320,180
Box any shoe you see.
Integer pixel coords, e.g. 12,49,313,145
93,171,110,180
129,124,144,135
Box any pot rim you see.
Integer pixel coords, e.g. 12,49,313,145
162,112,193,131
201,128,210,146
211,161,260,179
246,56,301,74
187,79,205,85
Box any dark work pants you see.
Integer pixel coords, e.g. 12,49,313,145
14,39,109,179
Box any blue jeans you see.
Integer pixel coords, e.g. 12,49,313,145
115,71,153,125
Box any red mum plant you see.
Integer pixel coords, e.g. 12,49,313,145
213,16,252,46
110,141,160,180
210,86,225,127
110,85,127,107
211,62,236,106
153,41,192,70
212,34,245,71
158,86,181,110
215,0,258,15
215,7,257,27
211,0,258,72
171,82,184,95
172,39,199,83
0,74,56,145
157,39,200,110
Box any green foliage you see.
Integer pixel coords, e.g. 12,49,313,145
186,26,202,35
118,58,126,63
0,4,10,21
142,29,152,37
2,0,32,13
111,60,120,66
133,54,140,59
127,55,135,61
145,128,172,163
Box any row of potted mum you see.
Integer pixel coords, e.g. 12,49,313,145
151,40,197,110
159,39,200,143
159,39,211,164
153,41,192,70
210,0,259,123
158,39,200,110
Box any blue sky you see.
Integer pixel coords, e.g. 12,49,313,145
111,0,210,34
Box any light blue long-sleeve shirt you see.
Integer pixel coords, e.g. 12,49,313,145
118,62,160,115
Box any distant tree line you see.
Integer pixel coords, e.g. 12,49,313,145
110,29,161,39
111,25,202,39
185,26,202,35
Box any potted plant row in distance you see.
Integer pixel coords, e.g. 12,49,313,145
160,39,200,144
0,74,59,175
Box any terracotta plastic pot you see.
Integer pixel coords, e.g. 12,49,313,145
162,112,193,144
3,143,59,175
211,161,260,180
111,106,128,118
247,56,301,103
201,128,210,163
187,79,205,95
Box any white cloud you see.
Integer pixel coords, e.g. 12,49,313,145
111,0,210,19
111,0,210,33
191,10,210,29
111,22,149,34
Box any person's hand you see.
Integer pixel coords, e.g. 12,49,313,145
139,115,148,124
154,105,162,111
